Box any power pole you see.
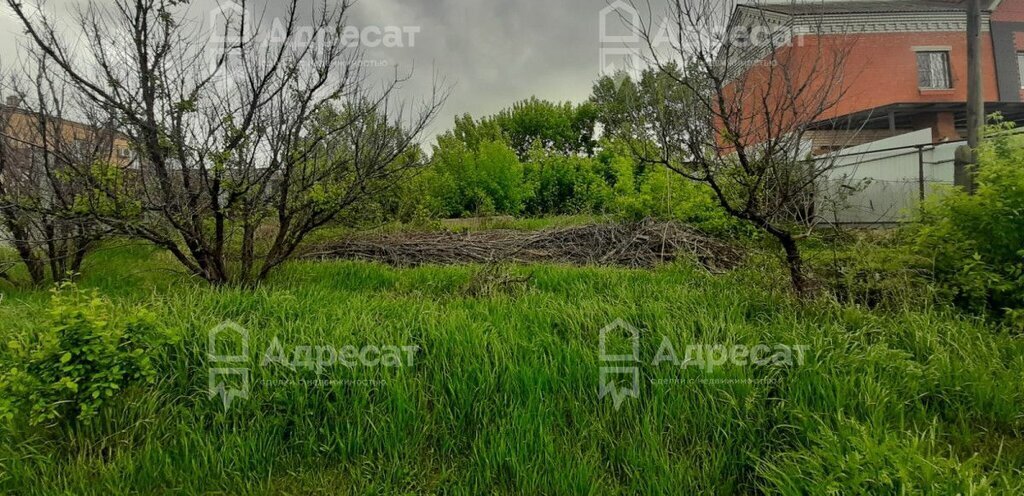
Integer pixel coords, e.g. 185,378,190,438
957,0,984,193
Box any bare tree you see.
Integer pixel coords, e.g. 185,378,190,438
615,0,854,296
0,55,117,285
5,0,446,285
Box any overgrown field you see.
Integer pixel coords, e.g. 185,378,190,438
0,243,1022,494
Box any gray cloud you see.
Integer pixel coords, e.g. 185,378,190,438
0,0,617,144
345,0,609,142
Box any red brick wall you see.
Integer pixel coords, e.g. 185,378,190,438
993,0,1024,22
1002,0,1024,101
805,31,1001,122
722,1,1024,147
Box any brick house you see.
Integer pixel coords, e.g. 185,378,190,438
0,96,134,169
729,0,1024,151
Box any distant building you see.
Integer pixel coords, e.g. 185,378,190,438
0,95,134,169
729,0,1024,151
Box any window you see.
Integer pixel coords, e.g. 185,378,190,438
917,51,951,89
1017,52,1024,89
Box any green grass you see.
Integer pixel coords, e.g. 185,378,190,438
302,215,609,244
0,243,1022,494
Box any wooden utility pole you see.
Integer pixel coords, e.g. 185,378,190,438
957,0,983,193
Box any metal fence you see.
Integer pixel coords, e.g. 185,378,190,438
816,128,960,225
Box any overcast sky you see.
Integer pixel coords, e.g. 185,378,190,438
0,0,642,146
4,1,838,144
343,0,612,142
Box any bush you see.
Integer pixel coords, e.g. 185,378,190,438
0,283,160,426
609,165,752,236
758,419,997,494
812,233,936,310
426,138,528,218
522,148,613,215
913,122,1024,325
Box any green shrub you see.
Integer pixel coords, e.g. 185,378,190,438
613,166,752,236
913,122,1024,325
426,138,528,218
417,109,753,225
758,419,996,494
522,148,613,215
812,235,936,310
0,283,160,426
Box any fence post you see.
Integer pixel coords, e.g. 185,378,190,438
917,145,926,202
954,145,976,194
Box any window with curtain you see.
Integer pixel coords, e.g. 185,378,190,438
917,51,951,89
1017,52,1024,89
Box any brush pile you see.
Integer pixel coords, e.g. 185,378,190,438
303,220,744,272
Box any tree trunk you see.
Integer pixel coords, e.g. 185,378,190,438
70,234,90,276
774,230,810,298
5,221,45,285
15,245,45,285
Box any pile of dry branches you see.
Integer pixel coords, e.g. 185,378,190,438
302,221,744,272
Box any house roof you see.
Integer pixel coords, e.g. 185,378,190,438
754,1,987,16
1,102,131,144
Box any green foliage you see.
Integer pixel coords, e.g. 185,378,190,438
449,113,505,151
299,104,423,214
812,234,936,310
596,143,751,235
404,87,751,235
0,283,159,426
591,62,695,141
423,137,527,218
521,147,613,215
913,123,1024,324
757,418,997,494
276,104,427,232
612,164,750,235
442,97,596,161
71,160,142,218
490,97,597,159
590,71,638,137
0,248,1021,493
415,112,748,231
407,97,613,219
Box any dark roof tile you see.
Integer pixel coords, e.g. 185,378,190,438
754,1,974,16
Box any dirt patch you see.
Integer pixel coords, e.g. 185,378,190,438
302,221,744,272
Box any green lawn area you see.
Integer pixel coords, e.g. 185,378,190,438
0,242,1022,494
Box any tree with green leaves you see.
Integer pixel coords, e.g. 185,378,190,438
491,97,598,159
427,134,526,217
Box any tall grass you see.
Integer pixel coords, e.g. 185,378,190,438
0,244,1021,494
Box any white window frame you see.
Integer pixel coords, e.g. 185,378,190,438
1017,52,1024,89
913,47,953,90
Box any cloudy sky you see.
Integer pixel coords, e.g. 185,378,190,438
1,0,648,145
343,0,614,141
0,0,866,145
